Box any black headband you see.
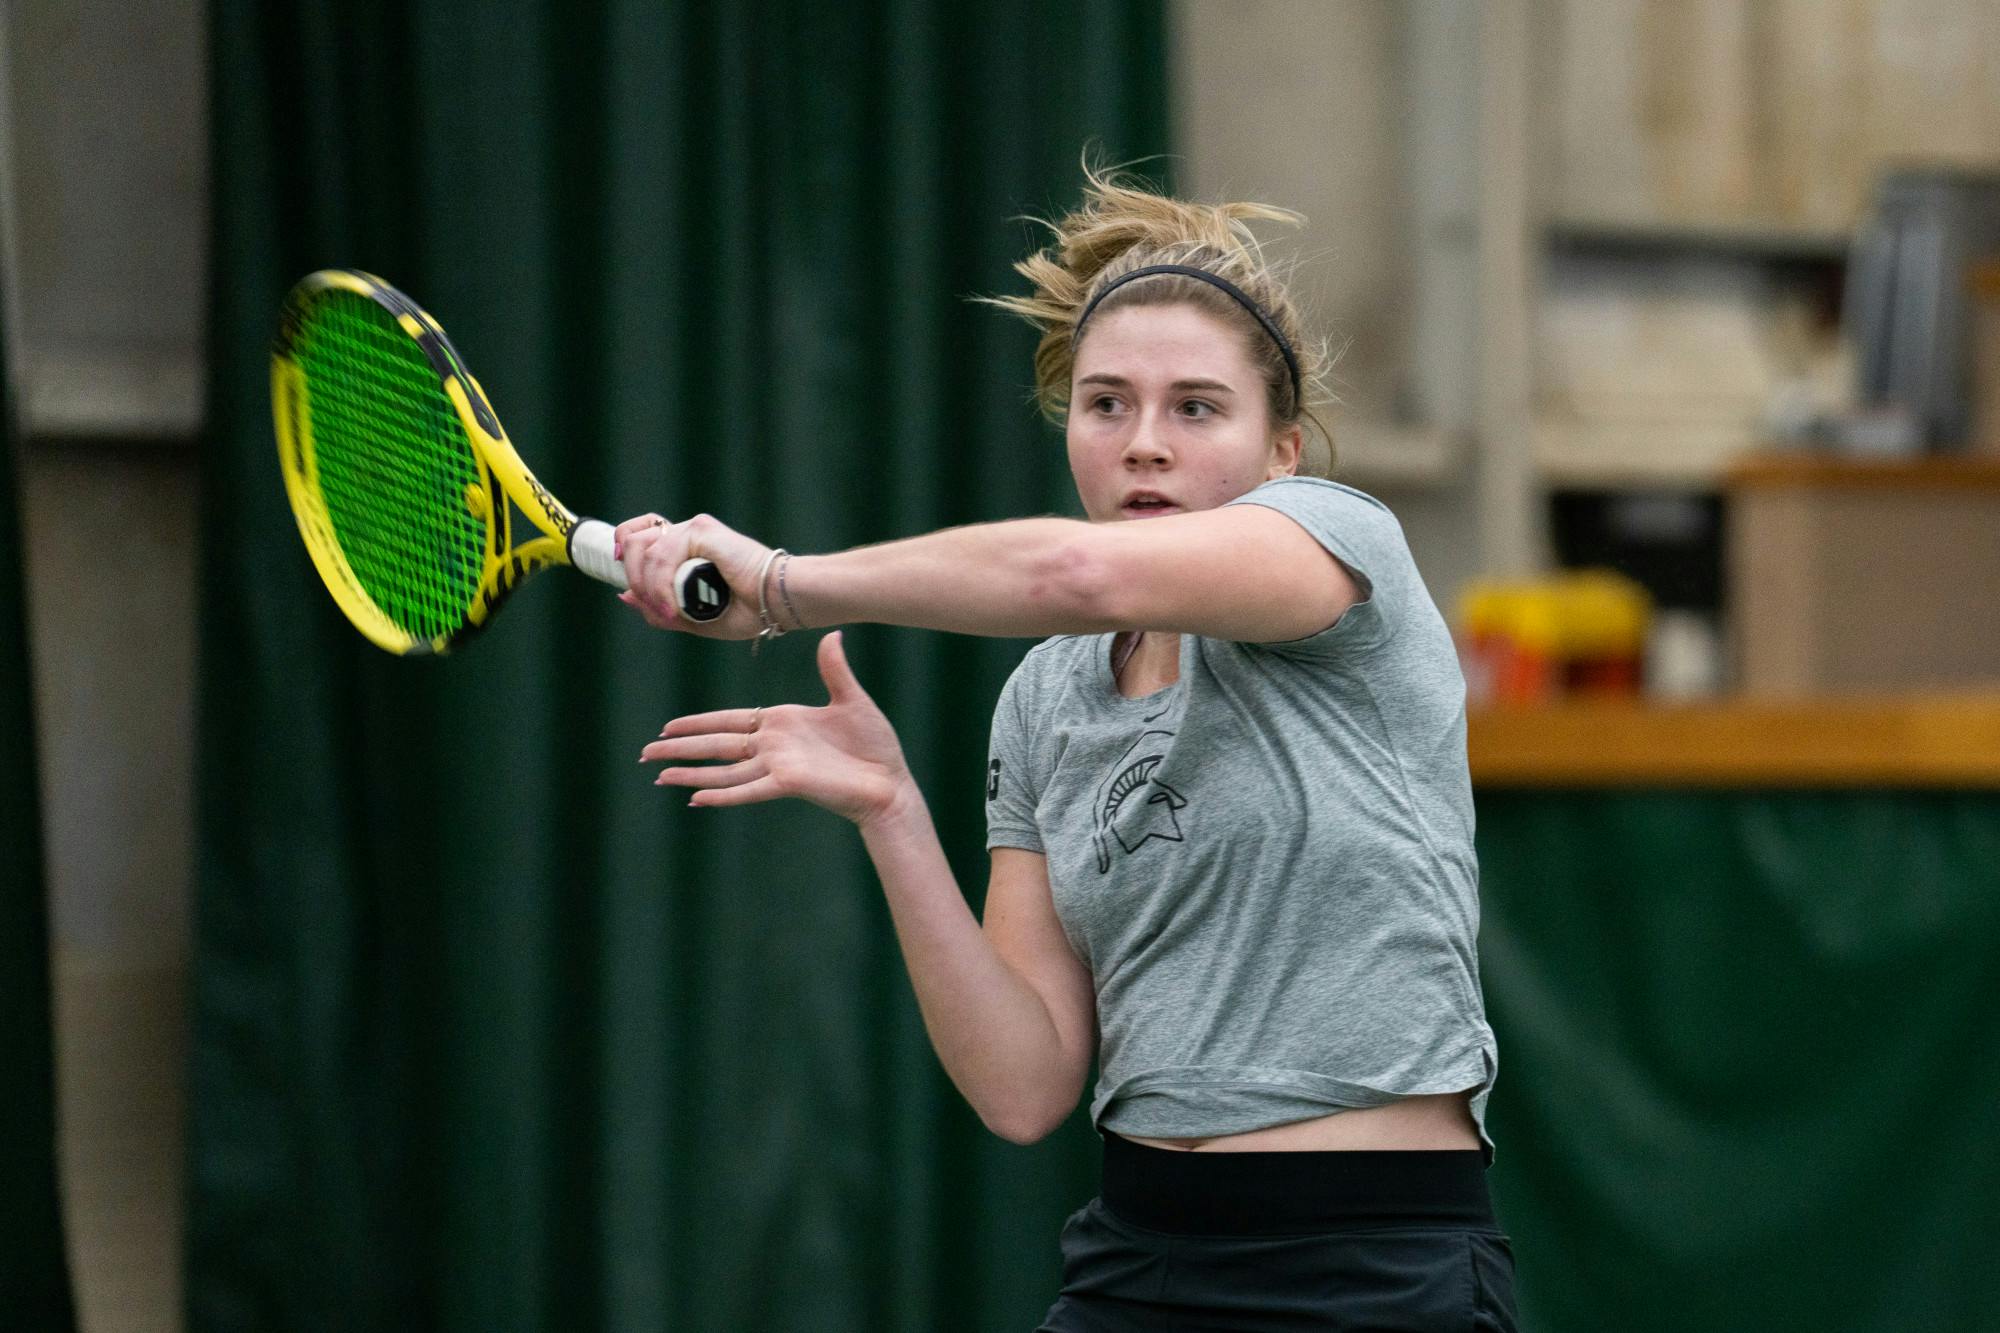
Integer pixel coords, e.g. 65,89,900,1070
1073,263,1303,408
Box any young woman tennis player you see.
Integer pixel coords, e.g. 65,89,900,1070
618,166,1518,1331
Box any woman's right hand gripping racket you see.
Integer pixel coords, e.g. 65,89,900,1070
271,268,730,654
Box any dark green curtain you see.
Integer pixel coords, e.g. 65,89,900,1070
1478,790,2000,1332
192,3,1166,1329
0,297,78,1324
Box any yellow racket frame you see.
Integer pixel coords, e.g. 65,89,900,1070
272,269,586,655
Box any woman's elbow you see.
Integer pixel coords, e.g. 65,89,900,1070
981,1100,1070,1146
976,1073,1081,1145
1030,534,1120,630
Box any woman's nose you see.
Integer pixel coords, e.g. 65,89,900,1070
1122,410,1171,466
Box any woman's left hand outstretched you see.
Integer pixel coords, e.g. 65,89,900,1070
641,631,916,828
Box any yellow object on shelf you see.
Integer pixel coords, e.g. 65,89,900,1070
1457,570,1652,704
1555,570,1650,660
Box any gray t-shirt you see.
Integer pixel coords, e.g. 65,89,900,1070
984,476,1496,1147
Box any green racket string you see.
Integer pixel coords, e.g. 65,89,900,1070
294,289,487,643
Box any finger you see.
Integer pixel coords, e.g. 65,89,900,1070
654,759,764,789
613,513,668,544
659,708,762,738
618,589,676,631
618,526,659,590
636,536,708,624
635,535,695,619
640,733,759,763
687,775,787,808
817,630,865,703
618,589,665,627
620,532,683,623
640,588,679,625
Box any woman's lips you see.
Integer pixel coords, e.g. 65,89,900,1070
1121,502,1180,518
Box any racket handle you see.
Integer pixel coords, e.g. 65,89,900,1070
673,559,731,621
568,519,630,589
568,519,733,622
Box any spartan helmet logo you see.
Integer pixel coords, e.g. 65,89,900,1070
1092,728,1188,873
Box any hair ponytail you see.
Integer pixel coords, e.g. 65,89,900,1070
980,159,1337,476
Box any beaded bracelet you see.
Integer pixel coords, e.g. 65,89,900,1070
776,553,807,631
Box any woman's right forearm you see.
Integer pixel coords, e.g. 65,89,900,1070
854,782,1083,1142
786,519,1120,638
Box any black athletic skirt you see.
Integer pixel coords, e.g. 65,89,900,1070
1036,1131,1518,1332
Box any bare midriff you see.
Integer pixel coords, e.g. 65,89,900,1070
1118,1092,1480,1152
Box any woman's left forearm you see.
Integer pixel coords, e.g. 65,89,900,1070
786,517,1121,637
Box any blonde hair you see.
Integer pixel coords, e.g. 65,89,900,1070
981,160,1337,477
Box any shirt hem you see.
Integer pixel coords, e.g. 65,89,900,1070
1091,1056,1496,1150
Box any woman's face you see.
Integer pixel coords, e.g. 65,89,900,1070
1067,302,1300,524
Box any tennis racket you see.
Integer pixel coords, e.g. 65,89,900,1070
271,268,728,655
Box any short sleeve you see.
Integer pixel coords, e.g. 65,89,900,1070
1223,477,1416,656
984,666,1045,853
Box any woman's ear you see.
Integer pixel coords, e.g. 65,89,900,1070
1267,424,1303,478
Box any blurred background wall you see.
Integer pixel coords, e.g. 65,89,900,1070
4,1,204,1326
6,2,2000,1330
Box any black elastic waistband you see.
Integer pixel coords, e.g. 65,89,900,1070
1099,1131,1495,1236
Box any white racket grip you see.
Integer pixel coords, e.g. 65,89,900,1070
567,519,628,590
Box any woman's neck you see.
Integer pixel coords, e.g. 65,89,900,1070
1114,631,1180,697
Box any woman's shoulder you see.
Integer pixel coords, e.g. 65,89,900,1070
1226,475,1402,529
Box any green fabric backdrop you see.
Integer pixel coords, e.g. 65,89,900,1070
1476,790,2000,1332
192,3,1165,1329
194,6,2000,1332
1,283,79,1330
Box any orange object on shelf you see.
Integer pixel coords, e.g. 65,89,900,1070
1457,571,1651,705
1557,570,1650,697
1459,584,1558,705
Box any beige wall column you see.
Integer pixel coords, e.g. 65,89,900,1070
1476,0,1541,577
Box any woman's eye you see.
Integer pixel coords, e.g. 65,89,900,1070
1091,395,1123,414
1179,399,1216,418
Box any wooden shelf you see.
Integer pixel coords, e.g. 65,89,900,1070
1529,444,2000,493
1545,214,1851,261
1726,452,2000,492
1468,692,2000,788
